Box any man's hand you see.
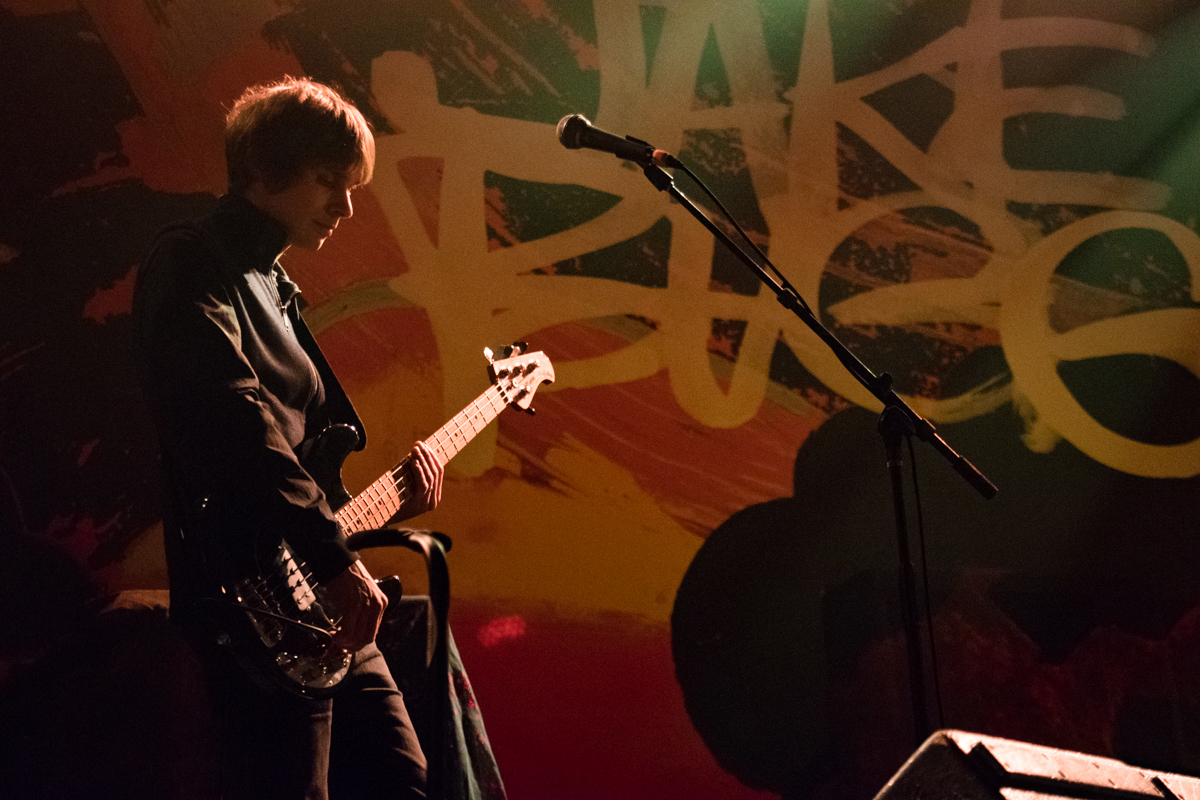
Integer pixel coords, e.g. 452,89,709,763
397,440,443,520
323,560,387,654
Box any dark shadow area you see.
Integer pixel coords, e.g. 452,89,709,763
673,405,1200,798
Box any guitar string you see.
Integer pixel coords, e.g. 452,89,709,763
252,553,319,597
333,383,516,534
334,384,512,534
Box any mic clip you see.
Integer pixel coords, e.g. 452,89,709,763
627,135,682,170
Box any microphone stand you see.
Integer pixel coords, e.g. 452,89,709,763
638,162,997,745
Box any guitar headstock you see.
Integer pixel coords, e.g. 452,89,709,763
487,344,555,412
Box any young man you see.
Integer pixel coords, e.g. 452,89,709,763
134,77,442,799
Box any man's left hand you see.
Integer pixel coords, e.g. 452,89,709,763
399,440,443,520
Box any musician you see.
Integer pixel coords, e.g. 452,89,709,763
134,77,442,799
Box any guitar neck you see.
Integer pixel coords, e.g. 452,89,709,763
334,384,509,533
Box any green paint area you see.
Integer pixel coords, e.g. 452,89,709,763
484,171,621,247
541,216,672,289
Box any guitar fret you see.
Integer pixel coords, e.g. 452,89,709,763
336,500,356,532
377,482,392,518
357,490,370,519
335,355,550,539
377,478,400,522
430,434,449,465
369,483,384,516
368,480,391,527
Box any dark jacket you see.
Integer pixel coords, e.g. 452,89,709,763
134,194,364,614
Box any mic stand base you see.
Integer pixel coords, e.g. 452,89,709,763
879,405,933,745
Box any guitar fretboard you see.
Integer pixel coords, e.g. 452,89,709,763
334,384,510,533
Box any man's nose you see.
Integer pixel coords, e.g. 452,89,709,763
332,189,352,219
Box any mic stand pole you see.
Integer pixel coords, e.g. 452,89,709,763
639,162,998,745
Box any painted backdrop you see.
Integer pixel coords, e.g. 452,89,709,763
3,0,1200,798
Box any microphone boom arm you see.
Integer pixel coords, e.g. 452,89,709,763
638,162,997,499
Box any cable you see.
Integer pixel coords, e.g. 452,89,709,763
672,162,816,316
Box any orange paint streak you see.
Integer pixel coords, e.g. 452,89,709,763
503,321,824,535
83,3,225,195
314,304,441,393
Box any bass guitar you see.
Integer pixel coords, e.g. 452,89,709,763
209,343,554,697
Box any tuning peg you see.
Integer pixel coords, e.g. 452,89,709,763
522,405,536,416
483,347,495,364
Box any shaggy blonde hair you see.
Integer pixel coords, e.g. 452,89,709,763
224,76,374,194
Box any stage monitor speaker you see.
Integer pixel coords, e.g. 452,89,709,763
875,730,1200,800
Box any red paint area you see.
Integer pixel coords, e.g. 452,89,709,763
282,186,413,303
502,321,824,534
82,266,136,323
477,615,527,647
398,157,445,247
486,186,516,251
314,304,442,391
451,601,774,800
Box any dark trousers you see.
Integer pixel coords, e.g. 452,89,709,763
195,637,427,800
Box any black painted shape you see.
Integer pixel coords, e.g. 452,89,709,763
673,404,1200,792
263,0,601,129
1,185,215,565
863,73,956,153
0,7,141,218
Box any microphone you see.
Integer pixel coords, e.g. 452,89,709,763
556,114,681,169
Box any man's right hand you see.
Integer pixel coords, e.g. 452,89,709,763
322,559,388,654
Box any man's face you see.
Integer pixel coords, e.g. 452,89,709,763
253,166,359,251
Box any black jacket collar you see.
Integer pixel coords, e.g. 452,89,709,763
210,193,290,275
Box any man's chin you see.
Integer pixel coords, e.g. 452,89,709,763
294,237,326,252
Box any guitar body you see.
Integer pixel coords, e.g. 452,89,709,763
206,424,362,700
208,540,352,699
204,345,555,699
303,422,362,513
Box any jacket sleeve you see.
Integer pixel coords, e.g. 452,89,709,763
134,230,358,585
